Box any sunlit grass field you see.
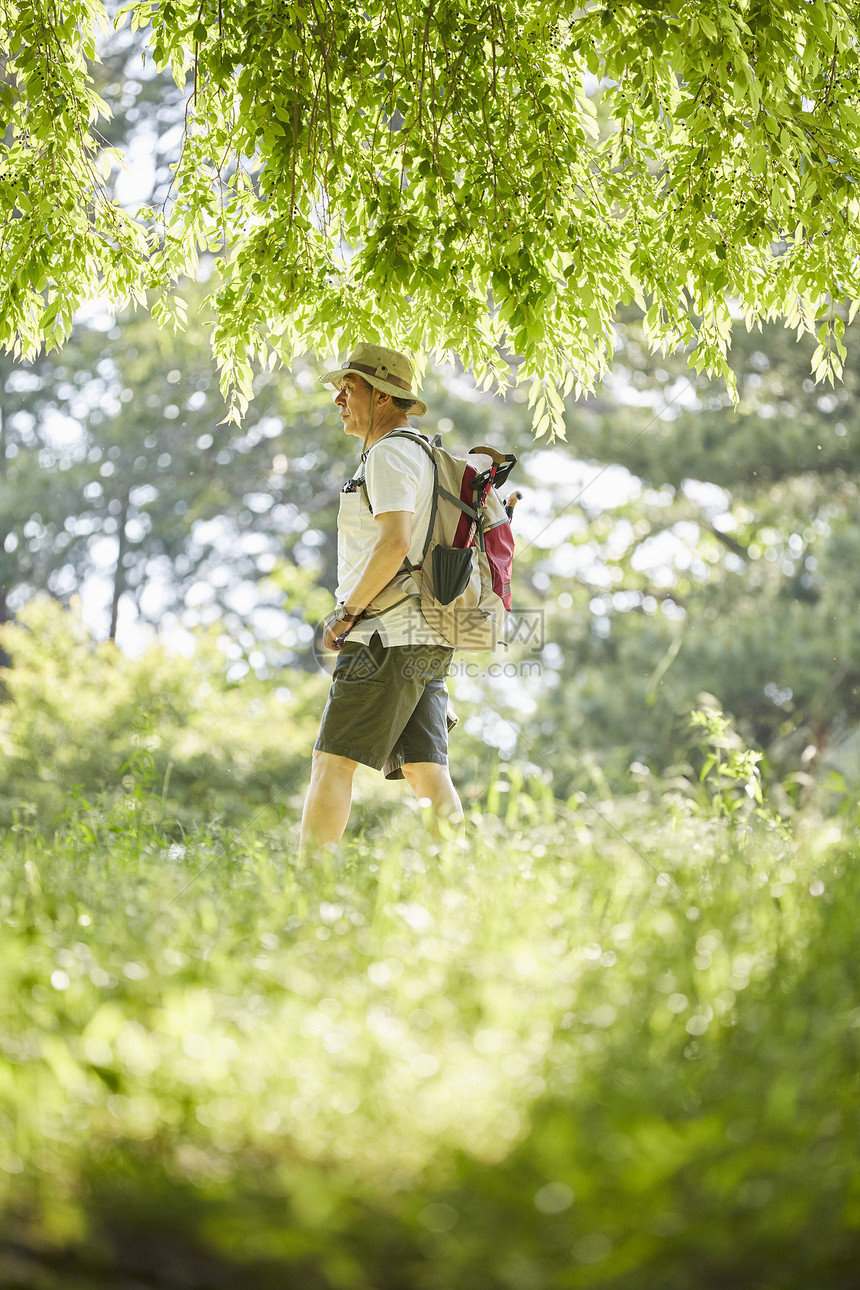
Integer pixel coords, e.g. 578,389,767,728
2,775,858,1290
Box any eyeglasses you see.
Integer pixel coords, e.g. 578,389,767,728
341,476,364,493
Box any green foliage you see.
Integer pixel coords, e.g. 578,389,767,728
0,288,342,642
0,1,145,353
3,3,860,426
688,700,766,819
0,297,538,643
0,595,326,832
0,774,857,1287
464,308,860,791
566,308,860,492
0,571,854,1286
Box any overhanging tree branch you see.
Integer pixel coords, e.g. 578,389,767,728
2,0,860,432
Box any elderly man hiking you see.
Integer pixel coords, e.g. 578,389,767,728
300,344,463,856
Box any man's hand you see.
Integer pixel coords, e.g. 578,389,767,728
323,614,359,651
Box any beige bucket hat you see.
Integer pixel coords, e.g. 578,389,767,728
319,343,427,417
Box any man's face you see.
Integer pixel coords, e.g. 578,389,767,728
334,374,373,439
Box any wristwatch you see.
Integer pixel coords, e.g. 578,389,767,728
334,603,361,623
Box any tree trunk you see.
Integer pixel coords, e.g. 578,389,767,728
109,494,130,643
0,585,10,670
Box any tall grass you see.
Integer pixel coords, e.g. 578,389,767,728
1,771,857,1289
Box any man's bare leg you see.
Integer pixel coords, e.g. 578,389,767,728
402,761,464,835
300,750,359,857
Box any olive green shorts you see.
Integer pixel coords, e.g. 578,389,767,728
314,631,455,780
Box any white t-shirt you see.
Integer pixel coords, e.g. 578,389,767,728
335,431,450,647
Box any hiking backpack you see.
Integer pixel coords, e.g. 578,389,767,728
359,430,518,652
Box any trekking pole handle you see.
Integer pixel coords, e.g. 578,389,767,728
470,445,514,465
470,446,517,492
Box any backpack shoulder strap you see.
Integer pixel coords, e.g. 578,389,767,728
358,430,438,512
368,428,437,462
360,430,440,571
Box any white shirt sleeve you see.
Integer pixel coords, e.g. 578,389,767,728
364,437,428,514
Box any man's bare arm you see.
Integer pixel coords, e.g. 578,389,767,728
323,510,413,648
345,510,412,610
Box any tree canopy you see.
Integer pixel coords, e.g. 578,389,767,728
3,1,860,428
